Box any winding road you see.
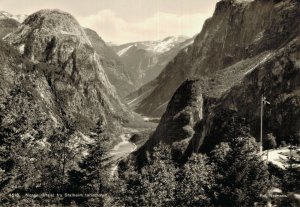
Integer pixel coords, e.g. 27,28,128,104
262,147,300,169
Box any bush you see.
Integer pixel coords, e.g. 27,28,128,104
280,141,287,147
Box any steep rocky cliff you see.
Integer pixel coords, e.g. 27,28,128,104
135,0,300,160
130,0,300,118
0,14,20,38
3,9,130,131
194,38,300,154
84,28,136,97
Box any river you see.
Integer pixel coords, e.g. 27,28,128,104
109,133,137,177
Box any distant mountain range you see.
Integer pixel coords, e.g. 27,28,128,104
0,11,27,23
111,36,194,88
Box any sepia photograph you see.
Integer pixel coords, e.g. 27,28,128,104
0,0,299,206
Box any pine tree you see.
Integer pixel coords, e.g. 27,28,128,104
114,144,177,207
0,85,53,205
176,153,215,207
211,137,272,207
282,146,300,192
264,133,277,150
64,120,109,206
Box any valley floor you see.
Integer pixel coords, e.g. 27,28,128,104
110,133,137,177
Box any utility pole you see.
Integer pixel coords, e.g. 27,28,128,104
260,95,270,155
260,96,263,155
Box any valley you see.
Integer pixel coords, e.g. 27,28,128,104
0,0,299,206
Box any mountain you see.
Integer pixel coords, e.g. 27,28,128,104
0,12,21,38
134,0,300,161
127,0,300,118
112,36,193,88
0,11,27,23
0,18,19,39
84,28,136,97
2,9,131,133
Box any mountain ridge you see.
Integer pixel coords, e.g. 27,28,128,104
112,36,193,88
0,11,27,23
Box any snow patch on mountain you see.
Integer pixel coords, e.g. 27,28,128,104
144,36,190,54
118,45,133,56
0,11,27,23
114,35,190,57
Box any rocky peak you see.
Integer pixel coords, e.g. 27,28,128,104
3,9,130,129
24,9,90,43
136,79,203,158
5,9,92,60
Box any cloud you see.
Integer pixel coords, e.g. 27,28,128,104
78,9,211,44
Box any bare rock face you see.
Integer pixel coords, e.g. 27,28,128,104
0,11,23,38
4,9,130,130
84,28,136,97
136,0,300,160
0,18,19,39
136,80,203,154
194,38,300,154
131,0,300,118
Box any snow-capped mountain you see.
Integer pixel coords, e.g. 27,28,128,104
0,11,27,23
116,36,191,56
111,36,193,87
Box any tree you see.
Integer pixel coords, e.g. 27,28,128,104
282,146,300,192
41,126,77,193
176,154,215,207
211,136,273,207
114,144,177,207
289,131,300,146
63,120,109,206
264,133,277,161
280,140,287,147
264,133,277,150
0,85,52,205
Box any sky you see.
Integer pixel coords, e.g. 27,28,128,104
0,0,219,44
